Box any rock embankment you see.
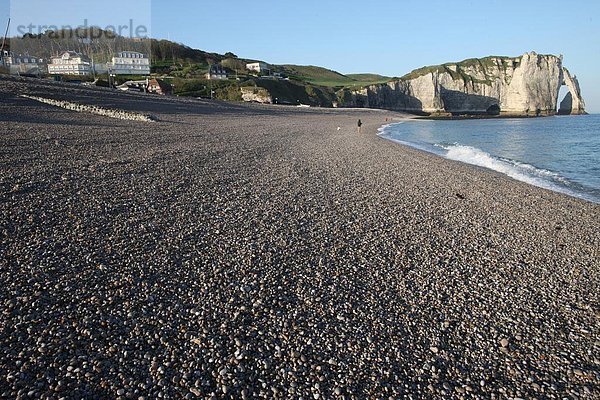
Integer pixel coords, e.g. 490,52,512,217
240,87,272,104
20,95,159,122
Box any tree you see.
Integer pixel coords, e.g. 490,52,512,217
221,58,246,72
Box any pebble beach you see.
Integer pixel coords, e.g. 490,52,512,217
1,77,599,399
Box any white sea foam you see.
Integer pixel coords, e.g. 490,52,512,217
380,135,434,153
438,143,579,197
377,122,404,135
379,119,600,203
377,124,393,135
382,129,579,198
378,123,437,153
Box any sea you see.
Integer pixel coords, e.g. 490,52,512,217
379,115,600,204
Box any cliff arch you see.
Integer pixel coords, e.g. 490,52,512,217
339,53,586,117
558,68,586,115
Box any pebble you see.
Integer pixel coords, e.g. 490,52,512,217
0,77,597,400
20,95,158,122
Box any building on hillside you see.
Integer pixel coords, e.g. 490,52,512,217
147,78,172,95
246,62,270,74
93,63,109,74
205,64,228,80
1,52,45,76
0,50,10,67
110,51,151,75
48,51,92,75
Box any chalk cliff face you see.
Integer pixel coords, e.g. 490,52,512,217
339,52,586,116
558,68,586,115
240,87,272,104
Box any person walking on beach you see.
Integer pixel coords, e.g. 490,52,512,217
357,119,363,134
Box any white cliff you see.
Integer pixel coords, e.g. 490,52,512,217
500,52,563,115
339,52,585,117
240,87,272,104
559,68,587,115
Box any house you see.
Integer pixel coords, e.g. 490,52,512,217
48,51,91,76
205,64,228,80
246,62,270,74
93,63,109,74
1,50,10,67
110,51,151,75
1,52,45,76
147,78,172,95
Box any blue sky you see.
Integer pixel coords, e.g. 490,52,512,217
1,0,599,112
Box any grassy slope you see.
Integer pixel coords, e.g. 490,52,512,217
346,73,392,84
278,65,354,87
276,65,392,88
9,28,391,95
400,55,524,83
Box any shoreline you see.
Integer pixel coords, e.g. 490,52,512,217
416,112,590,120
1,77,598,399
376,119,600,205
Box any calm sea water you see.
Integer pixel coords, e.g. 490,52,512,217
379,115,600,203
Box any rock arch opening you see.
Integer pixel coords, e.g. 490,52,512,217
558,68,587,115
557,85,571,114
486,104,500,115
557,85,570,106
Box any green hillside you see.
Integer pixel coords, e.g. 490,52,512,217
6,28,395,104
400,55,524,83
346,73,392,84
277,65,354,87
276,66,392,88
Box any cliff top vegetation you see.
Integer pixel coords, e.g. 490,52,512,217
400,55,525,84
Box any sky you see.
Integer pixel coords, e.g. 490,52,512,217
1,0,599,112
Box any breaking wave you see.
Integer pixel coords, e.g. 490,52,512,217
439,143,572,193
379,122,600,203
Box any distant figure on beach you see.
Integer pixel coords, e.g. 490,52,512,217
357,119,363,134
